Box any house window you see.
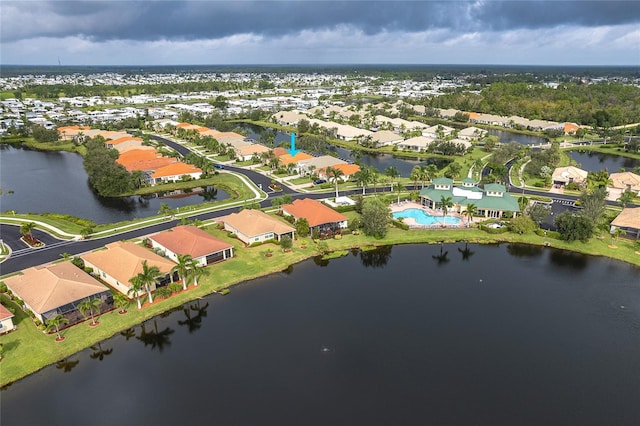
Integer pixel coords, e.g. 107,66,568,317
254,237,260,242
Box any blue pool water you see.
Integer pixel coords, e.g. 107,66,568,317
393,208,462,225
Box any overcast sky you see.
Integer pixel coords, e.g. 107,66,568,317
1,0,639,66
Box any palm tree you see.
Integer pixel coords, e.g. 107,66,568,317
385,166,400,192
45,314,69,341
410,166,421,190
618,190,635,208
326,166,345,199
172,253,194,291
77,297,102,326
59,252,72,261
370,168,380,194
440,196,453,227
112,292,130,314
128,275,145,309
189,258,207,286
464,203,477,226
136,260,161,305
354,166,371,195
19,222,36,239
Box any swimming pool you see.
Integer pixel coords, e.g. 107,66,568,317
393,208,461,226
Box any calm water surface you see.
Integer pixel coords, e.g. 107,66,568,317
569,150,640,172
2,243,639,426
0,145,228,223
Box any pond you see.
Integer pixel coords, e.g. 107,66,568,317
0,145,228,224
2,243,639,426
568,150,640,173
487,129,548,146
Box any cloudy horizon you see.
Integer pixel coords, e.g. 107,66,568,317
1,0,639,66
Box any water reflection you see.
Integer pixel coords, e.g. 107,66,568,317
432,243,450,265
89,342,113,362
313,255,330,267
55,357,80,373
458,243,475,261
549,249,588,270
359,246,393,268
177,301,209,334
137,319,174,352
506,243,544,258
120,328,136,341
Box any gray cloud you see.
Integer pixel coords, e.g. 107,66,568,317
2,1,639,44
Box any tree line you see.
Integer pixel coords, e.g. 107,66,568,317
422,82,640,127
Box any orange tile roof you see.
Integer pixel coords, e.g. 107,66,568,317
318,163,360,176
282,198,348,227
117,149,161,165
0,304,13,321
108,136,143,146
176,122,192,128
235,144,271,156
3,262,108,314
57,125,90,132
272,147,288,157
151,162,202,178
81,241,175,287
150,225,233,258
123,157,177,172
467,112,480,120
563,122,580,133
221,209,295,237
117,145,157,154
279,152,314,165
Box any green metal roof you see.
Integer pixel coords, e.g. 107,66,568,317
433,177,453,185
484,183,506,192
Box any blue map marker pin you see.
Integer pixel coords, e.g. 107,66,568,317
287,132,300,157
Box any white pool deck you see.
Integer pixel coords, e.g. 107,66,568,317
390,201,475,228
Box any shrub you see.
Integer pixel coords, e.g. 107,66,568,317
535,229,561,239
0,283,7,293
168,283,183,293
392,219,410,230
84,267,94,274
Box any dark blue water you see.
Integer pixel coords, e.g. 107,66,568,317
0,145,228,224
2,243,639,426
569,150,640,172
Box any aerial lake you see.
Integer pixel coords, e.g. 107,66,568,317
0,145,228,224
2,243,639,426
568,149,640,172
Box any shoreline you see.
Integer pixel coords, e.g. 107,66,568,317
2,227,639,387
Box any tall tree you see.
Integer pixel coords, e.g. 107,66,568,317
354,166,371,195
464,203,477,225
45,314,69,341
325,166,345,199
579,187,607,226
172,254,194,291
136,260,161,305
440,196,454,227
128,275,145,309
361,197,392,238
385,166,400,192
410,166,422,190
77,297,102,326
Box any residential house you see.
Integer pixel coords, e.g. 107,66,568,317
369,130,404,147
3,262,112,325
609,172,640,198
610,207,640,239
106,136,144,152
317,163,361,181
296,155,347,175
149,225,234,266
419,178,519,219
151,162,202,185
458,126,487,141
234,144,271,162
397,136,434,152
273,110,309,126
282,198,348,235
82,241,177,298
552,166,588,188
0,304,16,334
221,209,295,245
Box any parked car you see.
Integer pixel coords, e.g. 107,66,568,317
214,164,224,170
313,179,326,185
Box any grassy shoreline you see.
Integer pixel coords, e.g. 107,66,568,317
1,224,639,386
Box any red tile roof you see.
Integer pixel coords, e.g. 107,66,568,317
281,198,348,227
150,225,233,258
